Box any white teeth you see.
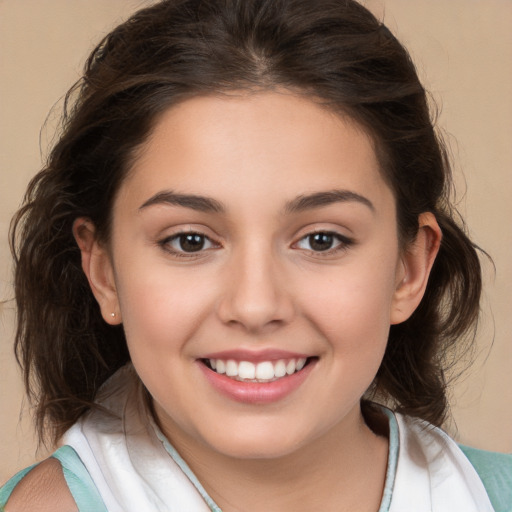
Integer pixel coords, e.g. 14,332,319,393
286,360,296,375
274,360,287,378
238,361,256,380
255,361,274,380
226,360,238,377
208,357,309,381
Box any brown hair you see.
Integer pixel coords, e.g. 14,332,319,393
10,0,482,444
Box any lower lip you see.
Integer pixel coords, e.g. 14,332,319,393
198,359,316,404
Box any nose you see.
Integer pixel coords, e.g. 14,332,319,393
216,242,294,333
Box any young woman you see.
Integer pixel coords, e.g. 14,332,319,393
2,0,511,510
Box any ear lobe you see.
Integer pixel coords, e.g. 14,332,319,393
390,212,442,325
73,218,122,325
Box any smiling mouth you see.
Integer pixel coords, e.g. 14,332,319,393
202,357,316,383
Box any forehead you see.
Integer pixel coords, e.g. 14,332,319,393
119,92,393,214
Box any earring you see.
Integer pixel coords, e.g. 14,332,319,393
110,312,116,318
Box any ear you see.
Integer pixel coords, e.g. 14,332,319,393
390,212,442,325
73,218,122,325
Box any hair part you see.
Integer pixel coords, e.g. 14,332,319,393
11,0,482,444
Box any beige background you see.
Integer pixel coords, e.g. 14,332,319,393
1,0,511,483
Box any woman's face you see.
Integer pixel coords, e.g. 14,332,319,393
95,92,427,459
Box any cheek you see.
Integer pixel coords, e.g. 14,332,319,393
301,252,398,355
308,271,395,402
114,263,217,358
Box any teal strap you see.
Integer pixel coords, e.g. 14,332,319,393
377,407,399,512
51,445,107,512
0,463,38,509
0,447,106,512
460,445,512,512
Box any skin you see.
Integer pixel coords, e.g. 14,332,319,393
71,91,441,511
6,459,77,512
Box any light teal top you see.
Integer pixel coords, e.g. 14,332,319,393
1,413,511,511
459,445,512,512
0,446,106,512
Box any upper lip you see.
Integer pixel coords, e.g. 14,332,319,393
199,349,313,363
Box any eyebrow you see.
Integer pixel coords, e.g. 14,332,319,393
139,191,225,213
284,190,375,214
138,188,374,215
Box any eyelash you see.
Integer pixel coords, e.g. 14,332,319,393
159,232,219,258
293,231,354,256
158,230,354,258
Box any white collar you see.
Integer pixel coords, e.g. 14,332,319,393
388,411,495,511
62,366,495,511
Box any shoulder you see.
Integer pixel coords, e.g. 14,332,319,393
460,445,512,512
2,457,78,512
1,445,106,512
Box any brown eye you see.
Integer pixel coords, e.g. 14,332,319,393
295,231,353,254
163,232,216,254
308,233,335,251
177,233,206,252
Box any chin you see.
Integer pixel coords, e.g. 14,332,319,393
202,422,316,461
217,440,301,460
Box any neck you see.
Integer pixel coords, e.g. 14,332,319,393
162,405,389,512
